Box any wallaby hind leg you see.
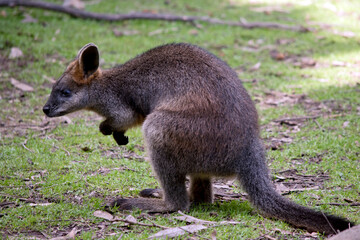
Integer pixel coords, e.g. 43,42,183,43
139,176,213,204
111,175,188,212
152,156,190,211
112,150,190,212
189,176,213,204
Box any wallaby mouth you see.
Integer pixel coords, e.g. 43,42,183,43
42,105,64,117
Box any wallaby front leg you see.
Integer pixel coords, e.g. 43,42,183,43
99,119,113,135
99,119,129,145
113,131,128,145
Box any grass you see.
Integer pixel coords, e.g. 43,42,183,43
0,0,359,239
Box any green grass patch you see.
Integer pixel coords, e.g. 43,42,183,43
0,0,359,239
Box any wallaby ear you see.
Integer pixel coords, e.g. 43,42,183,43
77,43,99,79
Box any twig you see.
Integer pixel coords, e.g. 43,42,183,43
118,218,169,229
263,235,277,240
22,139,34,153
143,216,170,230
52,143,71,156
273,115,320,122
281,186,320,195
316,202,360,207
39,219,73,222
39,231,51,239
313,119,325,132
321,212,337,235
0,0,309,32
0,193,35,202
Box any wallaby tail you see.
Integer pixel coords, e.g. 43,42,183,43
238,138,354,235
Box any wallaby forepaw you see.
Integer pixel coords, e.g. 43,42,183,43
99,122,113,135
113,131,129,145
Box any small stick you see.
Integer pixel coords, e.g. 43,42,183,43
313,119,325,132
273,115,320,122
316,202,360,207
264,235,277,240
118,218,168,229
142,216,170,230
22,139,34,153
321,212,337,235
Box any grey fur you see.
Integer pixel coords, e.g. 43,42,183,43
43,43,354,235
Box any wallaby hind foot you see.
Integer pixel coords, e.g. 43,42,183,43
139,188,163,198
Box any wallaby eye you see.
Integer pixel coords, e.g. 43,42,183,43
61,89,71,97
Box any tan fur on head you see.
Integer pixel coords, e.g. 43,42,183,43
66,60,102,85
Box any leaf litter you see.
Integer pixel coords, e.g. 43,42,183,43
273,169,330,195
9,47,24,59
1,9,358,239
10,78,34,92
93,210,243,239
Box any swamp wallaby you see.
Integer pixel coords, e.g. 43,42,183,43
43,43,354,235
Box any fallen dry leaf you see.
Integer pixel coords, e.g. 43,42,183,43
332,60,348,67
262,91,306,107
250,6,290,14
175,211,243,226
148,224,207,239
10,78,34,92
328,225,360,240
113,29,140,37
124,215,137,224
43,75,56,84
188,29,199,35
292,57,316,68
63,0,84,9
148,27,178,36
211,230,217,240
93,210,115,221
9,47,23,59
276,38,295,45
21,13,38,23
343,121,350,128
275,183,290,193
270,50,286,61
174,213,215,225
213,183,232,190
249,62,261,71
270,50,317,68
29,203,53,207
247,38,264,48
333,30,356,38
50,227,78,240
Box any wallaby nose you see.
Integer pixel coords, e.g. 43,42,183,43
43,105,50,116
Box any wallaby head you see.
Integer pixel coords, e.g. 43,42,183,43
43,43,101,117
